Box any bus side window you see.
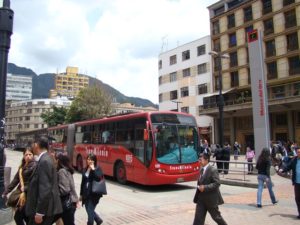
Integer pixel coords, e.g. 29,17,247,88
83,132,91,144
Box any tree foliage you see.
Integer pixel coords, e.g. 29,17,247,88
66,85,112,123
41,105,68,127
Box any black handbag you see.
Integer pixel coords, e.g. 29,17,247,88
61,194,72,211
91,178,107,195
6,188,22,208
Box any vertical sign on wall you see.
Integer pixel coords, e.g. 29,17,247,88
248,29,270,161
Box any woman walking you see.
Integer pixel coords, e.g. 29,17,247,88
256,148,278,208
57,154,79,225
2,148,36,225
80,153,104,225
245,147,255,174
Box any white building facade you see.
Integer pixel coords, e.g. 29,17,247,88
6,74,32,101
158,36,214,142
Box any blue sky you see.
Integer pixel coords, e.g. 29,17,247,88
9,0,217,104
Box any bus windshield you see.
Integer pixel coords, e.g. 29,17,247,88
153,123,199,165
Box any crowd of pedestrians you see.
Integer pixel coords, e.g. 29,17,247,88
2,136,105,225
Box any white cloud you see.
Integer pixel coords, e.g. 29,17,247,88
9,0,217,104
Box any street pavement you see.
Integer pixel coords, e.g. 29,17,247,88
3,149,299,225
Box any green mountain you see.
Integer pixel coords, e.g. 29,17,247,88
7,63,157,108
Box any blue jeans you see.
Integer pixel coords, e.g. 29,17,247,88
257,174,277,205
85,198,102,224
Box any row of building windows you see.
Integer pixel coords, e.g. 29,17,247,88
159,63,208,85
158,44,206,69
159,83,209,103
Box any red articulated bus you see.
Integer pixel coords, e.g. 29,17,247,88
48,111,201,185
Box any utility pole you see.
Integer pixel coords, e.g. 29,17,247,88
0,0,14,221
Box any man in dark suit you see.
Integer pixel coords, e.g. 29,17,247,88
26,136,62,225
193,153,227,225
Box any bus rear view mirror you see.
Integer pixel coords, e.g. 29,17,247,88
143,129,149,141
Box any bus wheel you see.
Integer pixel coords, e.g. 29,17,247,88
116,162,127,184
77,155,83,173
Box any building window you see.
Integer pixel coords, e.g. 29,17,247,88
265,39,276,57
287,33,299,52
264,18,274,35
181,107,189,113
181,87,189,97
267,61,278,80
197,45,206,56
215,75,220,91
182,50,190,61
198,63,207,74
170,72,177,82
288,56,300,75
170,90,178,100
159,94,162,103
159,76,162,85
285,10,297,29
293,83,300,96
229,33,237,47
283,0,295,6
244,6,252,22
230,52,238,67
227,14,235,29
170,55,177,65
275,113,287,126
198,84,208,95
214,39,221,52
230,71,239,87
213,21,220,35
182,68,191,77
228,0,243,9
214,5,225,16
245,25,253,42
262,0,272,15
158,60,162,69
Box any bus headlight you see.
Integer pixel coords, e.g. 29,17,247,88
156,168,166,174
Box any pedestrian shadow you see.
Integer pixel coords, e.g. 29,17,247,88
269,213,298,220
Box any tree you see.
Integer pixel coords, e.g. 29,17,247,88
66,85,112,123
41,105,68,127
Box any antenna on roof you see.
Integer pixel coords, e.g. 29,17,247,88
161,35,168,53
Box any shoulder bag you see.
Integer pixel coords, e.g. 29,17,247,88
91,178,107,195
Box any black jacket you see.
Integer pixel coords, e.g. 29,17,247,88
80,166,103,205
5,160,36,195
284,156,300,185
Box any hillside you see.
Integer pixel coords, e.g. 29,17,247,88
7,63,157,108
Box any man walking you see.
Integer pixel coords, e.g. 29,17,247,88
280,147,300,219
26,136,62,225
193,153,227,225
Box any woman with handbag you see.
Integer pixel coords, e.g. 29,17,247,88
256,148,278,208
56,154,79,225
2,147,36,225
80,153,104,225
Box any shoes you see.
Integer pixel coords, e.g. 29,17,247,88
96,220,103,225
257,204,262,208
272,200,278,205
297,215,300,219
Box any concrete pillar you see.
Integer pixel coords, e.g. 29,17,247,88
288,111,294,141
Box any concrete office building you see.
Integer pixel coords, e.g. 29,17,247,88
158,36,214,142
5,97,71,142
202,0,300,149
6,73,32,101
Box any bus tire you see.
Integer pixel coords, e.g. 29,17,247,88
76,155,84,173
115,161,127,185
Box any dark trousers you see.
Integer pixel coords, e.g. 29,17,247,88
85,198,102,225
247,160,253,173
28,216,54,225
295,183,300,216
193,201,227,225
223,161,230,174
14,207,28,225
216,162,223,173
62,204,76,225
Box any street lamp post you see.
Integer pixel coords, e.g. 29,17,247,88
209,51,229,148
171,100,182,112
0,0,13,215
